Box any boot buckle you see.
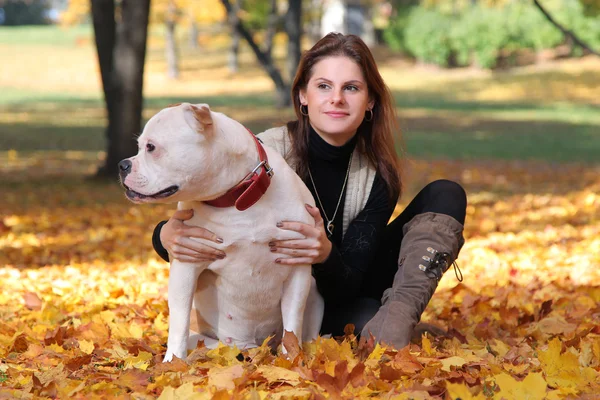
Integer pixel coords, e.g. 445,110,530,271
421,251,451,281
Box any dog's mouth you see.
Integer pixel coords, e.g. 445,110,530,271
123,184,179,201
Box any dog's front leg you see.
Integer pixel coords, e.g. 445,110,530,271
164,261,205,362
302,277,324,342
280,267,312,353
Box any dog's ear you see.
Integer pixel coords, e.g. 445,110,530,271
182,103,213,133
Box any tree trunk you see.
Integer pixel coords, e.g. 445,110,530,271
228,0,240,74
286,0,302,83
229,30,240,73
533,0,599,56
165,0,179,79
165,26,179,78
189,21,199,49
221,0,290,107
307,0,323,44
263,0,278,59
91,0,151,178
91,0,117,174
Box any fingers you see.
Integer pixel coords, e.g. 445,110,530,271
181,226,223,244
174,237,226,259
168,211,223,244
271,247,319,258
173,254,218,263
304,203,324,225
172,209,194,221
275,257,314,266
276,221,316,237
269,239,313,249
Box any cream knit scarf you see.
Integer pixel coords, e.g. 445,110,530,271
258,126,376,238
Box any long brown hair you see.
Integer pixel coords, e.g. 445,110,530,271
287,32,402,202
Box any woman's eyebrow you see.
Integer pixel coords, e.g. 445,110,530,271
314,77,365,86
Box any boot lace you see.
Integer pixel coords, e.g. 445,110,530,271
419,248,463,283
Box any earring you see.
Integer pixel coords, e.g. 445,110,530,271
300,104,309,117
365,109,373,122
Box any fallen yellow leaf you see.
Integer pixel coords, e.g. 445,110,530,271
494,372,547,400
78,339,94,355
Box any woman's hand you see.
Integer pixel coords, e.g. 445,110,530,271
269,204,332,265
160,209,226,263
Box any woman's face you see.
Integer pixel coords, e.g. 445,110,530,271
299,56,374,146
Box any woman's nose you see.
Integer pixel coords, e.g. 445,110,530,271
330,88,345,105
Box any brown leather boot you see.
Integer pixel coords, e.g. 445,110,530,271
361,212,465,348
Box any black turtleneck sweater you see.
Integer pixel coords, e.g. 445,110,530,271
151,127,396,305
305,127,395,305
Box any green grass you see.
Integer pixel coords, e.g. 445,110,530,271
0,24,93,46
1,24,599,164
2,98,599,163
1,91,600,163
403,127,600,162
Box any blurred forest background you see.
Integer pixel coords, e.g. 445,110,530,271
1,0,600,398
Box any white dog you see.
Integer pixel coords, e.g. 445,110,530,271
119,103,324,361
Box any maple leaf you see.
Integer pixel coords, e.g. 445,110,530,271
8,333,29,353
393,347,423,374
421,333,434,355
494,372,547,400
440,356,467,372
538,338,598,389
256,365,301,386
123,350,153,370
446,382,486,400
23,292,43,310
65,354,93,371
282,330,301,360
78,339,95,355
115,369,152,392
206,342,243,366
158,382,198,400
207,364,244,390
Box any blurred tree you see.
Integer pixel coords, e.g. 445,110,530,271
152,0,182,79
580,0,600,15
189,19,199,49
287,0,302,83
226,0,287,74
59,0,88,24
91,0,151,178
227,0,242,73
221,0,301,107
0,0,49,25
533,0,599,56
151,0,227,78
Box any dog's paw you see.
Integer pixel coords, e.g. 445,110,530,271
163,351,174,363
163,345,188,363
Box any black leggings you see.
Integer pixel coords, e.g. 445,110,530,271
320,179,467,336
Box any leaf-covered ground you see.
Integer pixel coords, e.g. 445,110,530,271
1,152,599,399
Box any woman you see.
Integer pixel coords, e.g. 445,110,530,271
152,33,467,349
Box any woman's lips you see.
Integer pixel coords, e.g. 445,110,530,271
325,112,349,118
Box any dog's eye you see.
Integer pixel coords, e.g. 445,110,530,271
146,143,156,152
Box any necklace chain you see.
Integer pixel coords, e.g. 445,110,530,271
308,155,353,237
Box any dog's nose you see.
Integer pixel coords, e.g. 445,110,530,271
119,159,131,172
118,159,132,178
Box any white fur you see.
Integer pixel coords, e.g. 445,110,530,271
122,103,324,361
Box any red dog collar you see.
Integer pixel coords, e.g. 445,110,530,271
204,129,274,211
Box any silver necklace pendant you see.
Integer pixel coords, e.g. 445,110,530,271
326,221,334,236
308,155,352,240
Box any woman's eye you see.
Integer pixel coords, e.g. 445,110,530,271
345,85,358,91
317,83,329,89
146,143,155,152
